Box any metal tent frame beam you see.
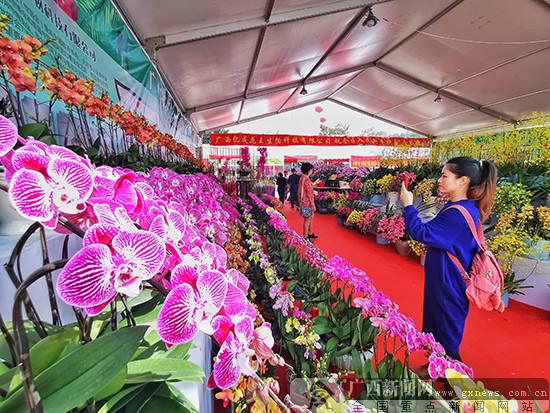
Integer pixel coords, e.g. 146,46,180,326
112,0,547,138
202,97,328,133
186,62,374,115
238,0,275,123
143,0,389,51
328,0,466,100
328,98,430,137
374,63,517,123
276,4,372,114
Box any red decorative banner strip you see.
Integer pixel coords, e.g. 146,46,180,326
210,133,431,148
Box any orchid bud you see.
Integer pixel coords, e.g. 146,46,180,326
268,379,280,394
255,383,270,405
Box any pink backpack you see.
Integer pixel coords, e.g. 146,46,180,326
446,205,505,312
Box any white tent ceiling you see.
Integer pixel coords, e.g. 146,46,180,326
112,0,550,138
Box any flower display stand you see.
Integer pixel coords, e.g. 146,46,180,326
510,257,550,311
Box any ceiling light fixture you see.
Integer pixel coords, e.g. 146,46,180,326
363,8,379,28
434,94,442,103
300,84,308,95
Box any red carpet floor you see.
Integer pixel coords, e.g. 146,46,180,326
283,205,550,385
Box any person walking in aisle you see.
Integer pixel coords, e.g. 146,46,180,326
400,157,497,378
288,168,300,209
298,162,318,239
276,172,287,204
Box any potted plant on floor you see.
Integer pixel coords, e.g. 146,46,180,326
326,191,339,214
360,179,376,202
315,191,332,214
395,232,412,256
344,210,362,230
408,240,427,265
501,270,534,308
376,211,405,246
357,208,382,236
336,206,352,226
373,174,393,206
488,203,550,310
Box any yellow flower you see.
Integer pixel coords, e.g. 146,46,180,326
517,204,534,229
333,194,348,210
536,206,550,234
413,178,437,203
250,397,280,413
408,240,427,256
495,209,516,234
313,388,347,413
345,210,362,225
446,369,519,413
376,175,394,193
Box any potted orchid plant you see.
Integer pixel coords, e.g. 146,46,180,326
0,116,283,413
238,147,252,177
336,206,352,226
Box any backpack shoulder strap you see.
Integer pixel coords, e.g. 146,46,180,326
444,204,484,281
447,252,469,280
446,204,484,250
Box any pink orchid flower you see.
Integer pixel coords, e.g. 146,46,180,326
213,316,257,389
250,322,275,360
158,270,229,344
93,203,137,233
9,144,94,228
57,229,166,315
0,115,18,156
181,241,227,273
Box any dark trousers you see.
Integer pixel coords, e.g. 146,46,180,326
289,190,298,208
277,189,285,203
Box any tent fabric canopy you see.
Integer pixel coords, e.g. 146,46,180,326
112,0,550,138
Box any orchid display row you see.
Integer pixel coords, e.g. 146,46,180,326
0,115,288,412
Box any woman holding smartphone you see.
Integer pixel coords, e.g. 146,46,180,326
400,157,497,377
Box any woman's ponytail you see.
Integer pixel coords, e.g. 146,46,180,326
446,157,498,222
468,160,497,222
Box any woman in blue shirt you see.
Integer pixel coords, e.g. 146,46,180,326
400,157,497,378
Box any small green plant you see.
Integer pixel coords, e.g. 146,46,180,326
502,271,533,296
493,183,532,215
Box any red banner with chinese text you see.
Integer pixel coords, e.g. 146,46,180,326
210,133,431,148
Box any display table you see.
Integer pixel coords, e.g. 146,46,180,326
316,187,348,192
0,230,212,412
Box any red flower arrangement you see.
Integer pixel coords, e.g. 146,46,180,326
336,206,352,219
377,213,405,243
391,172,417,192
357,208,382,235
347,191,360,202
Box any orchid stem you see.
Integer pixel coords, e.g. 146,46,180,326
12,259,69,413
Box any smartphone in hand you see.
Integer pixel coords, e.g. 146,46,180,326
403,176,410,190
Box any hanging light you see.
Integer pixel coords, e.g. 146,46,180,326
300,84,308,95
434,94,442,103
363,8,379,28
